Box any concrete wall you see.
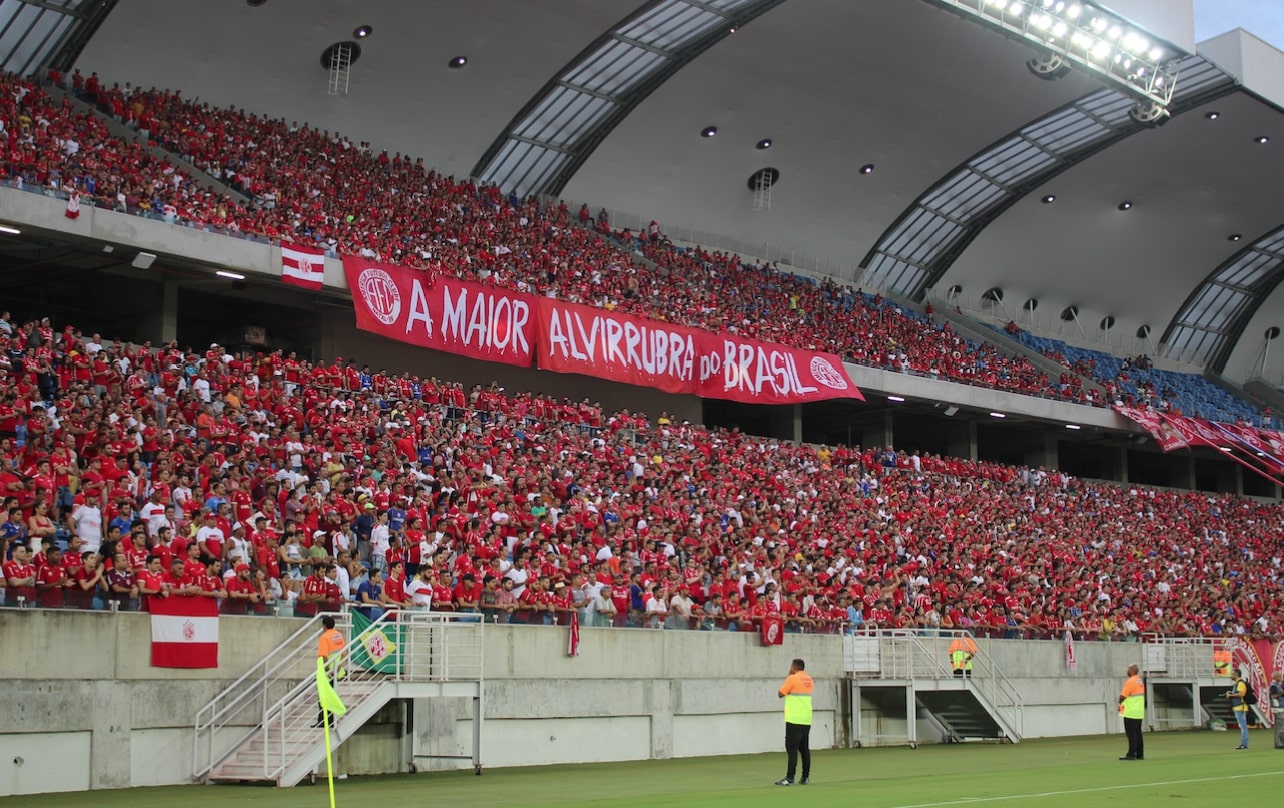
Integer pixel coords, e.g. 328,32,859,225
0,611,1162,795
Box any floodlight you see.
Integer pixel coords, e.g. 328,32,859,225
1052,21,1068,36
1065,4,1081,19
217,270,246,280
1107,25,1121,40
1091,40,1110,58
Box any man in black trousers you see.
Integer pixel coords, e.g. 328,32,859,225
775,658,814,785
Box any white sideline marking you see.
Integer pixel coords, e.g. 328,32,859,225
886,769,1284,808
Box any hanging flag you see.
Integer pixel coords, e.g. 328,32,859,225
281,242,326,290
150,596,219,668
760,615,784,646
1064,629,1077,671
64,190,81,220
567,609,580,657
351,609,404,673
316,657,347,718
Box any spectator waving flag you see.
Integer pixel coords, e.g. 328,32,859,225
281,242,326,290
150,596,219,668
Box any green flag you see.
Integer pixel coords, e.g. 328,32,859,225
316,657,347,717
351,610,404,674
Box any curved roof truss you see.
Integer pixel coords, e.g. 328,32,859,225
859,54,1237,301
1164,223,1284,372
471,0,783,198
0,0,115,77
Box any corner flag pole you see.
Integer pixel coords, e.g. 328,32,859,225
316,656,347,808
323,699,336,808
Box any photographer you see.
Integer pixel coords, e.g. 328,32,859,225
1226,667,1250,750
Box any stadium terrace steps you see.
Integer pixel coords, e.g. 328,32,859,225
41,81,254,206
940,306,1110,401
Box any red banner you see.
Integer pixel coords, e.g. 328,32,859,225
342,256,537,368
760,615,784,646
1226,638,1279,727
536,298,862,404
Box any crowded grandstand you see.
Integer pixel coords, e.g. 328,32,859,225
1,0,1283,650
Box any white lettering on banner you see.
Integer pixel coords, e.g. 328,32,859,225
441,285,531,355
720,340,817,397
545,307,694,381
405,278,433,335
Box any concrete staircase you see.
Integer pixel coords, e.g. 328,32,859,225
194,612,484,787
844,630,1023,747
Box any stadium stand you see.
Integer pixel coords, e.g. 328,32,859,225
1,313,1281,642
1000,324,1277,428
36,73,1087,405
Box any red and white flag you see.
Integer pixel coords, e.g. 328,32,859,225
150,596,219,668
567,610,580,657
1064,629,1077,671
64,191,81,220
281,243,326,290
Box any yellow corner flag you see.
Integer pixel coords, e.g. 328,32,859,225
317,657,346,808
316,657,347,717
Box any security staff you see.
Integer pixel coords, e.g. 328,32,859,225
775,658,813,786
314,615,346,728
949,634,978,678
1118,663,1145,760
1213,647,1231,678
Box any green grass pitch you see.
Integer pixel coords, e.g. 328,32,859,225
8,730,1283,807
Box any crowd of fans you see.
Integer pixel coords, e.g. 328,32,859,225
1,311,1281,643
1,69,1097,406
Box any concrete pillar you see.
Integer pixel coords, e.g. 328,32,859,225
1119,447,1129,484
861,411,893,450
90,681,131,789
947,421,977,461
160,280,178,343
792,404,803,445
648,679,674,759
1023,432,1058,470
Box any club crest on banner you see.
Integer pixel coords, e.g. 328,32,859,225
810,356,849,390
357,268,402,325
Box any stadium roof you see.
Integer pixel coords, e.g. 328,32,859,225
33,0,1284,384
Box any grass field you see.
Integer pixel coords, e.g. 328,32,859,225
8,730,1284,807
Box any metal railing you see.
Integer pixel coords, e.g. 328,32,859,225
1140,635,1218,680
192,611,342,782
194,611,483,783
843,629,1024,739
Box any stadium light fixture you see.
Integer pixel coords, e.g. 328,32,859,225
1228,234,1243,242
448,56,468,69
933,0,1183,112
990,412,1006,418
756,138,773,149
0,224,20,235
1118,200,1132,210
1065,424,1081,430
1205,111,1220,120
860,164,875,174
887,395,906,402
1041,194,1056,203
353,25,372,39
701,126,718,138
217,270,246,280
1255,136,1270,144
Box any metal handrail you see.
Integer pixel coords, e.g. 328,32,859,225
204,611,483,783
844,629,1024,739
192,612,342,781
